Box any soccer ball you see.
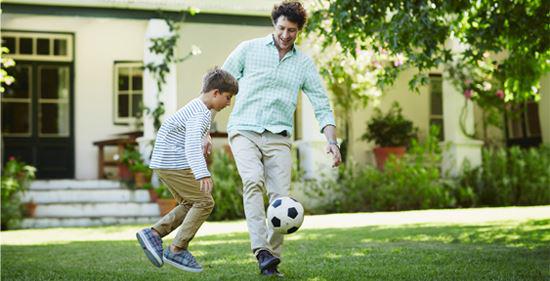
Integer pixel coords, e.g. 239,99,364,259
267,196,304,234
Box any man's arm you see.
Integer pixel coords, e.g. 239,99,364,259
302,58,342,167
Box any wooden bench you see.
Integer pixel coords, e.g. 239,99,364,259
93,131,142,179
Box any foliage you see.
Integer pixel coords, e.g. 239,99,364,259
154,183,173,199
209,149,244,221
308,0,549,106
306,126,454,213
302,1,404,161
144,10,202,132
1,47,16,94
460,145,550,206
121,146,150,174
1,157,36,229
361,102,418,147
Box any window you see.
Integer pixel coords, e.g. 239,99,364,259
505,101,542,148
114,62,143,125
429,74,444,140
1,32,72,62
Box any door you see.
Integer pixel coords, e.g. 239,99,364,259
2,62,74,178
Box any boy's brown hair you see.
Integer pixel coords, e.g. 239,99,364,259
201,67,239,95
271,1,307,30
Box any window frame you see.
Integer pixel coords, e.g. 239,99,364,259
113,61,144,125
428,73,444,141
1,31,73,62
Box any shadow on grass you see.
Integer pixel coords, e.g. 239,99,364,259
2,220,549,281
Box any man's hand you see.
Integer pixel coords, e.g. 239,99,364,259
199,177,213,194
202,134,212,157
326,143,342,167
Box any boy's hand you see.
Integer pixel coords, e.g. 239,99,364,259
199,177,213,194
202,134,212,157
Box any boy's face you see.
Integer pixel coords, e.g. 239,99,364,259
212,91,233,111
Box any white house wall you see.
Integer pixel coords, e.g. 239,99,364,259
350,68,431,165
2,14,147,179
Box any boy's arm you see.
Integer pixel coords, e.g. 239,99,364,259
184,112,211,180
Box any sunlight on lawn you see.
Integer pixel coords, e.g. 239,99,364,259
1,206,549,246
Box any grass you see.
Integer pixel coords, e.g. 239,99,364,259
1,211,549,280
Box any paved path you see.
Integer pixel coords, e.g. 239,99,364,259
2,205,549,245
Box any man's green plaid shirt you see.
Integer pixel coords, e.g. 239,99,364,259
222,34,335,136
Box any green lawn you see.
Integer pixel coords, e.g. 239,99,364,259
2,210,549,281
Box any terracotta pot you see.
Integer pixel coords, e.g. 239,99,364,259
24,202,37,217
148,189,159,202
118,164,132,181
373,146,406,170
134,172,146,188
157,198,178,216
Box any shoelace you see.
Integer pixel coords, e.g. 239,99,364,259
183,252,199,267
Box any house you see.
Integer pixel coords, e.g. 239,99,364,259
2,0,549,181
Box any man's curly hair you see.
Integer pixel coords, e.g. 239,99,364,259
271,1,307,30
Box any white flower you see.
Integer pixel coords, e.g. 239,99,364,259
113,154,120,161
191,45,202,56
482,81,492,91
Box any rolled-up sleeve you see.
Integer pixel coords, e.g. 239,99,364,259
302,58,336,133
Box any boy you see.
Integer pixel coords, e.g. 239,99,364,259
136,67,238,273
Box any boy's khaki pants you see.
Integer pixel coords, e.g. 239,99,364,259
152,169,215,249
229,130,292,258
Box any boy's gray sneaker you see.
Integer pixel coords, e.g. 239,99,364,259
136,228,164,267
163,249,203,273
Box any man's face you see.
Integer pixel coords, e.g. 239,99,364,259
213,91,233,111
273,16,299,51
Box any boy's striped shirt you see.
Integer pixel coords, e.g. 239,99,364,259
149,98,211,180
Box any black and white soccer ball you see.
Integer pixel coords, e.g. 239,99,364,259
267,196,304,234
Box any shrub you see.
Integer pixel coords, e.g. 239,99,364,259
304,126,456,213
1,157,36,229
462,145,550,206
209,149,244,221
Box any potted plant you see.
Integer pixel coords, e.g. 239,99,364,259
121,146,151,188
129,160,151,188
361,102,418,169
155,184,177,216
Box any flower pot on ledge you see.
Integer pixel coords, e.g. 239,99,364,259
373,146,406,170
157,198,178,216
24,201,37,217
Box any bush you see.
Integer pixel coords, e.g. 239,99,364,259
304,126,456,213
1,157,36,229
209,149,244,221
461,145,550,206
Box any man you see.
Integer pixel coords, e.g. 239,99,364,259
222,0,342,277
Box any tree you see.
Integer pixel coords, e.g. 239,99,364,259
307,0,549,106
302,2,404,160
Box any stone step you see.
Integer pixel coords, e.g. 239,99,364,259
22,189,152,204
34,202,160,218
21,216,160,229
30,180,122,190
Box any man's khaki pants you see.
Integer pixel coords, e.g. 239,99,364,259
152,169,215,249
229,130,292,258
